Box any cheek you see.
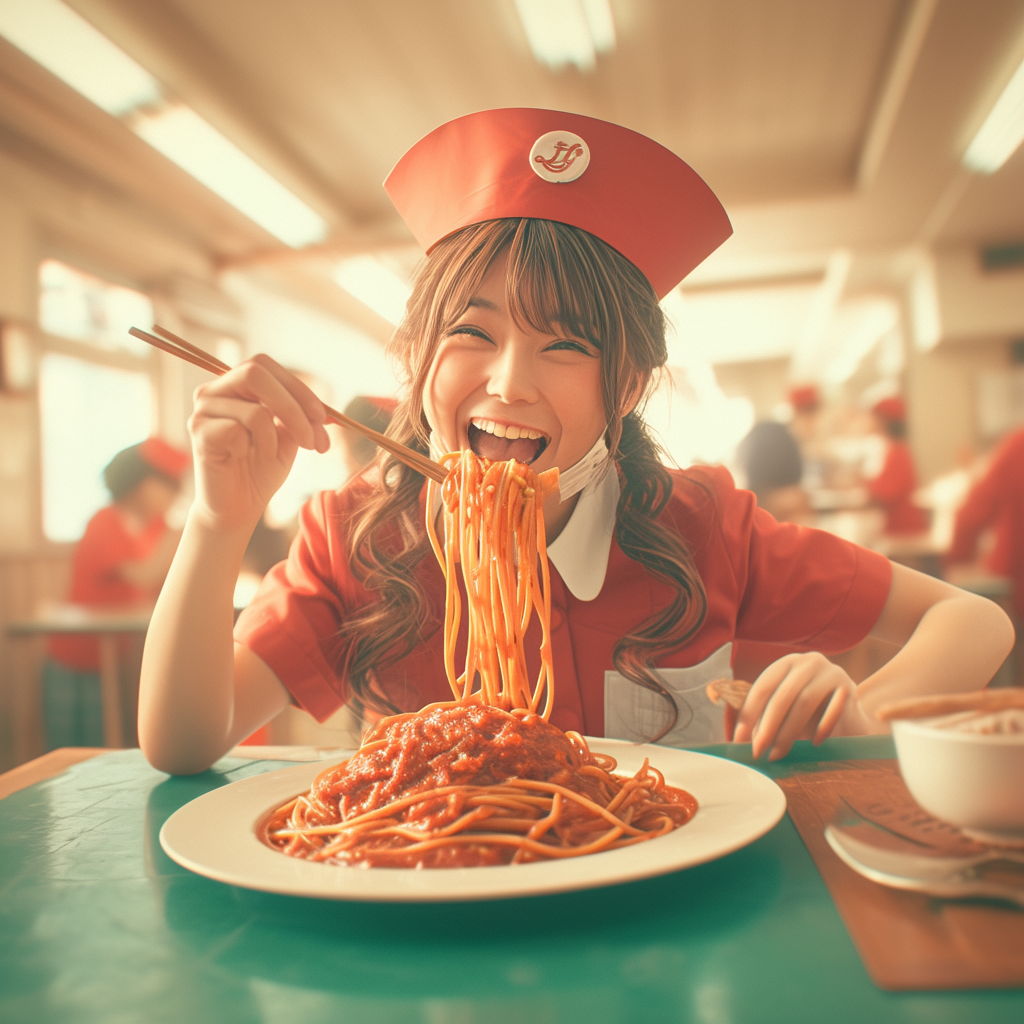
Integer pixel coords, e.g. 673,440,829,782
424,346,483,434
559,363,605,431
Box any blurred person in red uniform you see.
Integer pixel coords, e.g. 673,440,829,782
45,438,189,748
865,396,928,536
946,425,1024,625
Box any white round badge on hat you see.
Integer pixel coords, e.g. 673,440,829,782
530,131,590,183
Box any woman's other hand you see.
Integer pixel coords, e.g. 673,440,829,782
188,355,330,532
731,652,874,760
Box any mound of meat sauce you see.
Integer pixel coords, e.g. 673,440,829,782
262,704,695,868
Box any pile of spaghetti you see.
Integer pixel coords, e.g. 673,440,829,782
262,452,697,868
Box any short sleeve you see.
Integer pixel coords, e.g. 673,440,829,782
704,467,893,653
234,490,362,722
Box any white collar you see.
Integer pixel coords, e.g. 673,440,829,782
546,460,619,601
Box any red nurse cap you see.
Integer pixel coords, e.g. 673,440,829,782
872,396,907,423
384,108,732,299
139,437,190,481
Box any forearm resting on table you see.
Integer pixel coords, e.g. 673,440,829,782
138,514,287,774
856,571,1015,722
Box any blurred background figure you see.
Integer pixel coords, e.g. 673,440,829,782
863,396,928,537
946,425,1024,637
44,438,188,748
736,420,811,523
338,395,398,479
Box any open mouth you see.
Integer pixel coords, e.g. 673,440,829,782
468,419,550,465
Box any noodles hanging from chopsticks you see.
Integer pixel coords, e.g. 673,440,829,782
425,451,556,718
262,452,697,868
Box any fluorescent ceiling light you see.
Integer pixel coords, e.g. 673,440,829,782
334,257,412,325
135,106,325,247
514,0,616,72
963,55,1024,174
0,0,326,247
0,0,159,114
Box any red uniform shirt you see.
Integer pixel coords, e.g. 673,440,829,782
235,465,892,736
947,427,1024,618
866,440,928,536
48,505,166,671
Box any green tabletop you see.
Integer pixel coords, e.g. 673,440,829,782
1,738,1021,1024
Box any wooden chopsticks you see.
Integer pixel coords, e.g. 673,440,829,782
129,325,446,483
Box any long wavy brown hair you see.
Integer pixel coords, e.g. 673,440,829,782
337,218,708,738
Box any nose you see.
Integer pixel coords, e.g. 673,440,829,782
486,341,538,405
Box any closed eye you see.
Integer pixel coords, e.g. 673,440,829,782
447,325,493,343
546,339,597,356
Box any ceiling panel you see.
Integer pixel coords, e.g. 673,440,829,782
71,0,907,219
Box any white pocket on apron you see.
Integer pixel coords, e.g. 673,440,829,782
604,643,732,747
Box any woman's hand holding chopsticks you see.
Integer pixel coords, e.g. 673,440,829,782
188,355,331,534
139,354,323,773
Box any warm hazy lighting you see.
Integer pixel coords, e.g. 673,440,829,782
334,257,412,325
514,0,616,72
963,56,1024,174
0,0,326,247
135,106,326,247
0,0,159,114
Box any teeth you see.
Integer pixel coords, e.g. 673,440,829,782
471,418,545,442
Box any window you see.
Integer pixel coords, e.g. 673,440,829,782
39,353,153,541
39,259,153,356
37,260,156,542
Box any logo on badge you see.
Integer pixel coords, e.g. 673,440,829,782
530,131,590,183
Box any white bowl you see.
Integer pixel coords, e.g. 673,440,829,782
892,715,1024,846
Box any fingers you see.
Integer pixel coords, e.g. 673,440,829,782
814,686,849,744
195,356,330,454
191,396,288,465
733,655,799,743
723,704,739,742
733,654,855,761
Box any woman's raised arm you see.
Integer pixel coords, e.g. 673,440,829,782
138,355,330,774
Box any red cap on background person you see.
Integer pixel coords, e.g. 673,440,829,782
384,108,732,299
788,385,820,413
104,437,190,500
872,396,907,423
139,437,191,481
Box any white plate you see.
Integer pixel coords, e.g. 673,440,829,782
160,740,786,902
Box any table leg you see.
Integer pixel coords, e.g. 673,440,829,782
97,636,124,748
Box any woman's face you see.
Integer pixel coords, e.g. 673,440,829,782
423,251,606,477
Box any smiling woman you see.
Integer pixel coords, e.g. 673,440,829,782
138,108,1013,778
333,217,709,732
